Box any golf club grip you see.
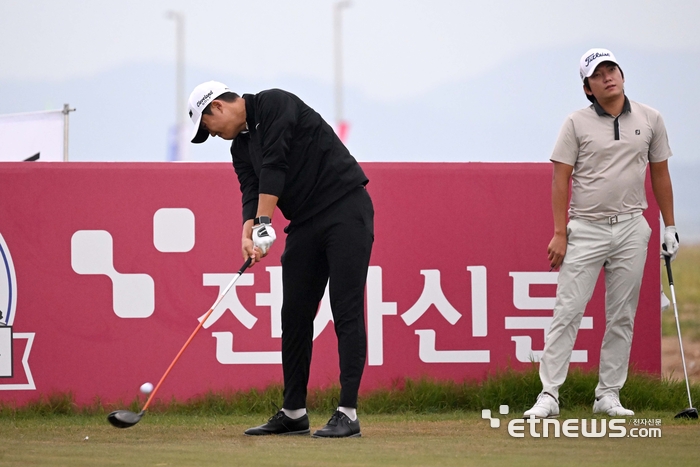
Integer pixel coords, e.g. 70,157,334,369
239,256,253,274
664,254,674,286
141,257,253,411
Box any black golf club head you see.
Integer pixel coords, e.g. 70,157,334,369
108,410,145,428
674,408,699,420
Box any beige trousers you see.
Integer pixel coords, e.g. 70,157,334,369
539,215,652,400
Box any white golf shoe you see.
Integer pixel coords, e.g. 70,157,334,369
593,395,634,416
523,392,559,418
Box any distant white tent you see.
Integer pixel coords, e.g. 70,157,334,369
0,105,74,162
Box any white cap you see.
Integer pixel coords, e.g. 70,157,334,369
188,81,231,144
579,48,620,81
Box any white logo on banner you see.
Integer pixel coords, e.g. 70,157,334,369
70,208,588,369
71,208,196,318
0,233,16,327
71,230,155,318
398,267,490,363
153,208,195,252
202,269,338,365
506,272,592,363
0,233,36,390
206,265,494,366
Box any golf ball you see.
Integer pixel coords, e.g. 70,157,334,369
140,382,154,394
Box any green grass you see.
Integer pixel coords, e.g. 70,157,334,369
1,412,698,467
2,368,698,418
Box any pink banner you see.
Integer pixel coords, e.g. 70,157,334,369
0,162,661,406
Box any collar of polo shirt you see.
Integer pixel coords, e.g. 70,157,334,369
593,96,631,118
592,95,632,141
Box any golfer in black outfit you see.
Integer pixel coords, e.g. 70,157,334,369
188,81,374,438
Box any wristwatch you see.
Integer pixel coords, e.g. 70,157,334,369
253,216,272,225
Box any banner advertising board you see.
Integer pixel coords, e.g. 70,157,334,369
0,162,661,406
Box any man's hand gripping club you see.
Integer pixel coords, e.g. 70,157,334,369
242,220,276,267
662,225,680,262
242,194,279,267
253,222,276,255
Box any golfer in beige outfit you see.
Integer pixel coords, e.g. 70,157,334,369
525,48,679,418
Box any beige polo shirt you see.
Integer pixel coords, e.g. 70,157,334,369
551,98,672,221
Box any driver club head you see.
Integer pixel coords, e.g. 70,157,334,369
108,410,145,428
674,408,699,420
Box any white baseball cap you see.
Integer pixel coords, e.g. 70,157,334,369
579,48,620,81
188,81,231,144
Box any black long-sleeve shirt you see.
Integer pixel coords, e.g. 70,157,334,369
231,89,368,226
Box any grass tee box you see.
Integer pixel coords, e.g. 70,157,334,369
0,162,661,407
2,412,700,467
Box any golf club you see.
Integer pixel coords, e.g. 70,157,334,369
108,257,253,428
663,252,698,420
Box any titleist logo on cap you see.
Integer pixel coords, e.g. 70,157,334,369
584,51,611,67
197,91,214,107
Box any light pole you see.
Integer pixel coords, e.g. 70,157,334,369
334,1,351,142
167,11,185,160
62,103,75,161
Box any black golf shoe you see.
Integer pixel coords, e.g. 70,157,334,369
312,410,361,438
244,410,310,436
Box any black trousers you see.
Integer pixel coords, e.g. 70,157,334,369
281,186,374,409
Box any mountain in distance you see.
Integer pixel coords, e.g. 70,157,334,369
0,45,698,239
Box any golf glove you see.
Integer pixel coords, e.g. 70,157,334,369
252,223,276,255
662,226,679,261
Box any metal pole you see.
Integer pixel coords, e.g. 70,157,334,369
167,11,185,160
334,1,351,127
62,104,75,162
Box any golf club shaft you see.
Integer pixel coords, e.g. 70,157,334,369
664,255,694,409
141,257,253,411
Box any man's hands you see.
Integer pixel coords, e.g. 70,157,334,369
548,231,567,270
242,194,280,266
242,218,276,267
662,225,679,261
252,223,276,254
